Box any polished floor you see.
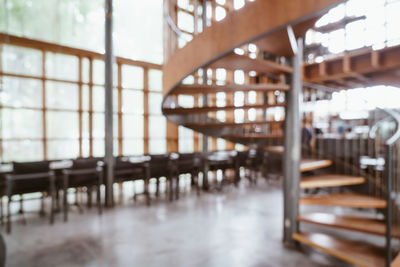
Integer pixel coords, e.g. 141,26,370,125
4,178,351,267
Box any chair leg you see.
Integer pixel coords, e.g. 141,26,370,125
63,174,69,222
6,197,11,234
39,192,46,217
18,195,24,214
50,178,55,225
87,187,93,208
155,178,160,198
133,182,137,202
0,197,3,225
145,179,150,206
97,171,103,215
168,176,173,202
97,185,102,215
175,175,180,200
118,183,123,205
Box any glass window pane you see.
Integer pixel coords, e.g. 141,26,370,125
93,60,105,85
122,90,143,114
149,139,166,154
47,140,79,160
148,93,162,115
47,111,79,139
46,53,79,81
123,139,144,155
149,116,166,139
82,58,90,84
46,81,79,110
122,65,143,89
1,77,42,108
123,114,143,138
2,45,42,76
93,139,105,157
177,11,194,33
148,69,162,92
178,95,194,108
2,108,43,139
2,140,43,162
82,85,90,111
93,113,105,138
93,86,105,112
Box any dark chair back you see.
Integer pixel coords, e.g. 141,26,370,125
67,158,103,187
9,161,53,195
149,154,170,178
114,156,147,182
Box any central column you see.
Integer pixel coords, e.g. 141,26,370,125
283,38,303,244
201,0,209,190
105,0,114,207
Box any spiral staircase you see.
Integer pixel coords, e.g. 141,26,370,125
162,1,400,266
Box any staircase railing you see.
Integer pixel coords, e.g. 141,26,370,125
313,108,400,266
380,108,400,266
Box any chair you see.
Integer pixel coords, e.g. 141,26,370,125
6,161,56,233
177,152,202,196
61,158,103,222
114,156,150,205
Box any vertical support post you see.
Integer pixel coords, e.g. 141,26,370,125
42,50,47,160
283,38,303,245
78,57,83,158
89,58,94,157
385,144,393,267
201,0,209,190
143,67,149,154
105,0,114,207
117,63,123,156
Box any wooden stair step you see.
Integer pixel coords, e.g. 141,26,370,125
297,213,400,237
300,174,366,189
208,53,293,74
392,254,400,267
169,83,289,95
222,134,283,140
264,145,284,155
185,120,283,128
163,103,285,115
300,193,387,209
292,232,386,267
300,159,332,172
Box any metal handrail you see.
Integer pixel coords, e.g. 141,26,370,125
163,0,191,42
375,108,400,267
380,108,400,146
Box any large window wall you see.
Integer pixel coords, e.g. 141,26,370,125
306,0,400,62
0,0,163,64
0,34,164,162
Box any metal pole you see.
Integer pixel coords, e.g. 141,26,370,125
283,38,303,245
105,0,114,207
385,144,393,267
201,0,209,190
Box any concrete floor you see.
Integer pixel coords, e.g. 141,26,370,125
3,179,351,267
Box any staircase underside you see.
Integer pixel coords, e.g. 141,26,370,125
300,174,365,189
300,159,332,172
300,193,387,209
298,213,400,237
293,232,386,267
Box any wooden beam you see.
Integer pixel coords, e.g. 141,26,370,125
0,33,161,70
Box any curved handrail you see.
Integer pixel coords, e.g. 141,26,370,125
369,115,393,140
379,108,400,146
163,0,190,42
